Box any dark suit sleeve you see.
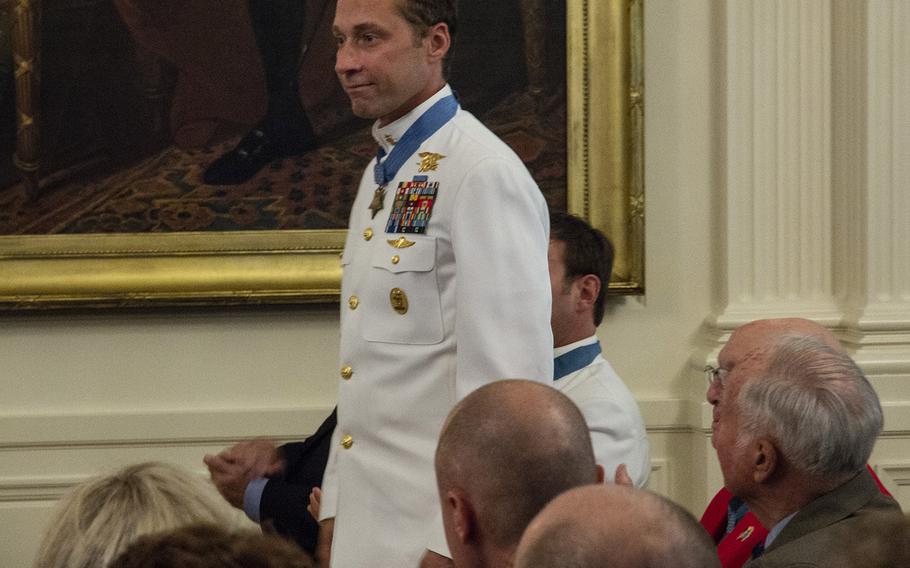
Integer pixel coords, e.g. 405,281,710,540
259,408,336,553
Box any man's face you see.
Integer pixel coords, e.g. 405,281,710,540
333,0,440,126
548,239,575,347
708,322,774,495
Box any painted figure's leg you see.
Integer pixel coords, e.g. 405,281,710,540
203,0,316,186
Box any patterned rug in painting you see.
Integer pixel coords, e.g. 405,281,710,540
0,89,565,234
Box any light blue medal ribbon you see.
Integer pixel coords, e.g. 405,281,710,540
553,342,602,381
373,94,459,186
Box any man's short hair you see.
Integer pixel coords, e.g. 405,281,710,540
549,210,614,326
396,0,458,40
435,380,597,547
110,523,314,568
515,485,720,568
737,334,884,479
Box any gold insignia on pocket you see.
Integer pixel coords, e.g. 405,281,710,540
390,288,408,315
387,236,416,249
417,152,446,172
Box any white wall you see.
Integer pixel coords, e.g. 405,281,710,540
2,1,909,565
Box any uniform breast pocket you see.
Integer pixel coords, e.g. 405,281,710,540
361,235,444,345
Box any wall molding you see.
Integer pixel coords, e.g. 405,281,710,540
0,407,332,450
875,462,910,487
0,474,85,503
0,469,230,506
873,461,910,502
4,399,908,450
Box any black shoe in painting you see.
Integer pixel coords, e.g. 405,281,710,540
203,122,316,185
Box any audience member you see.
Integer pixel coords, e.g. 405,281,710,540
514,484,720,568
33,461,238,568
701,318,895,567
204,409,336,554
549,211,650,486
109,523,314,568
434,379,602,568
706,320,902,567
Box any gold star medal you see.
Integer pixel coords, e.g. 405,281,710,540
369,186,386,219
417,152,446,173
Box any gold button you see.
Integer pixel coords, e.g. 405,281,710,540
390,288,409,315
391,255,400,265
341,435,354,449
363,228,373,241
341,366,353,380
348,295,359,310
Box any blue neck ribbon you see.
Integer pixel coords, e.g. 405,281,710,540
373,94,459,186
553,341,602,381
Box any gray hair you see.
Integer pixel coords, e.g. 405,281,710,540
737,335,883,479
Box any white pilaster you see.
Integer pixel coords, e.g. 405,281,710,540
834,0,910,363
714,0,839,330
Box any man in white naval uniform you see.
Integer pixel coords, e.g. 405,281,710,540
321,1,553,566
548,211,650,487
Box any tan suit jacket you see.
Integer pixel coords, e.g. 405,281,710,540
744,468,902,568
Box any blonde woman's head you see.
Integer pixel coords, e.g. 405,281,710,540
34,461,237,568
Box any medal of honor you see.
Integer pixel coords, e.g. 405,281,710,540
369,186,386,219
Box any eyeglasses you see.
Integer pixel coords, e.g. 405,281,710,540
704,365,729,389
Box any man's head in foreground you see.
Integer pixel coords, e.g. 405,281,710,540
515,484,720,568
707,318,883,526
435,379,602,568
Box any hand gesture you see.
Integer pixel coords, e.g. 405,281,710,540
203,439,285,508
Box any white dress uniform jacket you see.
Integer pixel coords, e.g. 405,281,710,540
554,336,650,488
320,85,554,567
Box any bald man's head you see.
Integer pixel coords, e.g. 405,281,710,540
435,380,598,562
727,318,844,361
515,484,720,568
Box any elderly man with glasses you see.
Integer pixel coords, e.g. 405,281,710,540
699,318,900,568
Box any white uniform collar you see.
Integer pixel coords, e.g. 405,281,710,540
372,84,455,154
553,334,599,358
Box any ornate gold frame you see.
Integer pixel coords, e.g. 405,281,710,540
0,0,644,309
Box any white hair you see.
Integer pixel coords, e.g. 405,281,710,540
736,335,883,479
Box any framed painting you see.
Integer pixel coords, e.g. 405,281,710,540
0,0,643,309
